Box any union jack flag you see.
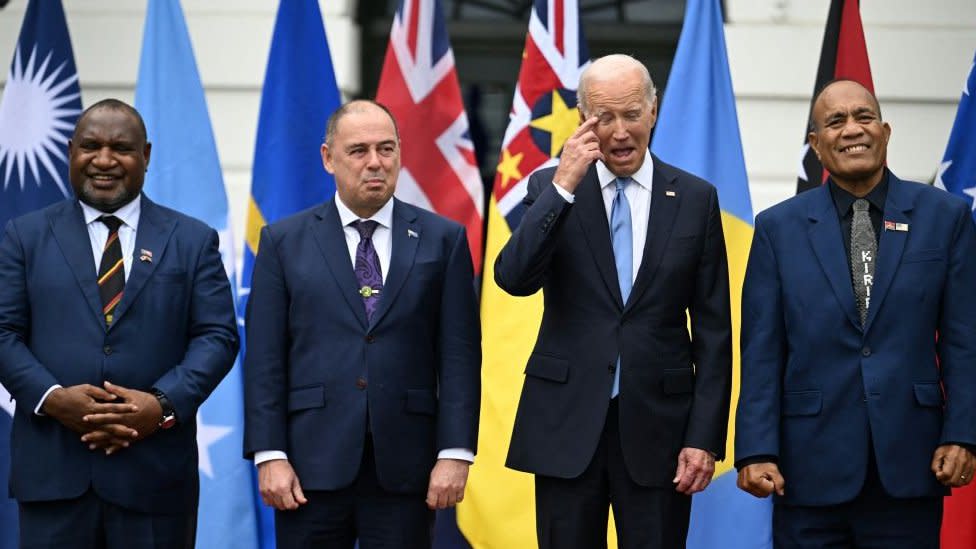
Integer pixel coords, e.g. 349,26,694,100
376,0,484,273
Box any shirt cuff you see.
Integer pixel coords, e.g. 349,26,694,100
552,181,575,203
254,450,289,466
437,448,475,463
34,384,62,415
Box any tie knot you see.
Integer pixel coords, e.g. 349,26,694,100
615,177,630,193
353,220,379,239
852,198,870,213
99,215,123,232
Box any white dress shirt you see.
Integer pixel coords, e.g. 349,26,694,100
254,194,474,467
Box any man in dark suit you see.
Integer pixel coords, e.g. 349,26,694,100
243,99,480,549
0,99,238,548
735,80,976,548
494,54,732,549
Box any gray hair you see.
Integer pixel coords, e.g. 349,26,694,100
324,99,400,147
577,54,657,116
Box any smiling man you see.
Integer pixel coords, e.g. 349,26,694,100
735,80,976,548
494,54,732,549
0,98,238,548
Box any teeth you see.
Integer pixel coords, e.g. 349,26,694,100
843,145,867,153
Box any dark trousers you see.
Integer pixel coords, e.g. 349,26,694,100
18,489,196,549
773,448,943,549
535,399,691,549
275,436,434,549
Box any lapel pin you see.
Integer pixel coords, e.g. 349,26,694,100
407,229,419,239
665,190,676,197
884,221,908,232
139,249,153,263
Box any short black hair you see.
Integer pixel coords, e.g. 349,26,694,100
323,99,400,146
74,98,148,142
808,79,883,132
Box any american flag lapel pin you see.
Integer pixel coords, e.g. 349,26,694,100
884,221,896,231
139,249,153,263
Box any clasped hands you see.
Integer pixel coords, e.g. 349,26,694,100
41,381,163,455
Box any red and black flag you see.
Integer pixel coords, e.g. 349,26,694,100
796,0,874,194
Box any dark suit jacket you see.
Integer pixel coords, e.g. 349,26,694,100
0,196,238,513
735,172,976,506
243,198,480,495
495,159,732,487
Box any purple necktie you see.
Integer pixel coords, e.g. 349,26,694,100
353,220,383,321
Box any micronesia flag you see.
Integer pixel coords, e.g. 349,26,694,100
134,1,259,547
0,1,82,547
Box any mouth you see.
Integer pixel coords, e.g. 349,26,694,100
609,147,636,160
839,144,869,153
87,173,122,187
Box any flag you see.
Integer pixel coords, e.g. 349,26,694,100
0,1,81,546
796,0,874,194
934,50,976,549
375,0,484,274
650,0,766,547
460,1,589,547
133,1,260,548
240,1,341,545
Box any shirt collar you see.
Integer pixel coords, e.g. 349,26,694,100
828,169,889,216
596,149,654,192
335,194,395,229
80,194,142,229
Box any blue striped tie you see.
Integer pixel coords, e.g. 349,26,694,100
610,177,632,398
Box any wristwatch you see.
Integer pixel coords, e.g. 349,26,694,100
151,389,177,429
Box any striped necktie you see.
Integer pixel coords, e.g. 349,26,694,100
98,216,125,326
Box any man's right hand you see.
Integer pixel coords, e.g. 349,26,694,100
41,384,140,453
737,462,786,498
258,459,308,511
551,116,603,194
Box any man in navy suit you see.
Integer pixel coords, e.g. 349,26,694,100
736,80,976,548
243,99,480,549
494,54,732,549
0,99,238,548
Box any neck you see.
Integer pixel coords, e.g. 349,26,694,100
832,169,884,198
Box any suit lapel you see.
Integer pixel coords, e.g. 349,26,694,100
864,176,911,333
369,199,419,329
49,202,104,325
112,196,176,328
312,201,368,329
574,169,623,306
626,161,679,313
807,185,861,330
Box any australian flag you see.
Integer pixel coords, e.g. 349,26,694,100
0,1,82,547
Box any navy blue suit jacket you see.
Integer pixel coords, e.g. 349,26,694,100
495,160,732,487
243,198,480,495
0,196,238,513
736,173,976,505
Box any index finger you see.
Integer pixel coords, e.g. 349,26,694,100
574,116,599,136
86,402,139,415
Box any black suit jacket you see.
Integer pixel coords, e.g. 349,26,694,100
495,158,732,487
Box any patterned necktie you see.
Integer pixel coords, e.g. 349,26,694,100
850,199,876,327
97,215,125,326
353,220,384,321
610,178,633,398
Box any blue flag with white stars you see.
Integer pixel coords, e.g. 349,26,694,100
937,51,976,222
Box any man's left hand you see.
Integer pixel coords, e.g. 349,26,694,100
932,444,976,487
426,459,470,510
82,381,164,444
673,447,715,495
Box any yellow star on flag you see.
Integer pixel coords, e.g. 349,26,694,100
529,90,579,157
496,148,524,189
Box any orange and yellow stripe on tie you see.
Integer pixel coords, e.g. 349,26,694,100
102,292,123,315
104,231,119,250
97,259,124,286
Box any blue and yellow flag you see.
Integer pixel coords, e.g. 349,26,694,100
651,0,769,547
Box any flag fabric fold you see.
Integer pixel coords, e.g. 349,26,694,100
650,0,765,547
0,1,82,546
460,1,589,547
796,0,874,193
134,1,260,548
375,0,484,274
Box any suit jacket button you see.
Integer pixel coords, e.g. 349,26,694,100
356,377,367,390
861,347,871,357
365,334,375,343
103,345,112,356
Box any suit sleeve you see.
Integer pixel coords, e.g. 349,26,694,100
242,226,291,457
0,221,61,412
436,226,482,453
735,215,787,463
936,202,976,447
684,186,733,459
493,172,572,296
151,228,238,421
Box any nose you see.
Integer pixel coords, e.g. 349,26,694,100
840,117,864,138
92,146,116,167
611,118,629,140
365,148,382,168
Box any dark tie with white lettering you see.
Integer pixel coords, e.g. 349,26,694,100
353,220,383,321
98,216,125,326
850,199,876,327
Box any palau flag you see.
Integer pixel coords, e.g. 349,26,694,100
935,50,976,549
134,1,260,547
461,1,590,547
650,0,768,547
0,1,81,547
239,1,341,546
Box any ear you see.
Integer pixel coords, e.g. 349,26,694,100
320,143,335,174
143,142,152,170
881,121,891,146
808,130,821,160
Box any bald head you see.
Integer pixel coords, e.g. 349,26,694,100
324,99,399,148
577,54,657,116
809,79,882,132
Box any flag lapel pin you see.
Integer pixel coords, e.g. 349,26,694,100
665,190,677,197
407,229,419,239
884,221,908,232
139,249,153,263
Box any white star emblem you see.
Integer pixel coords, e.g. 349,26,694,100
964,185,976,212
965,62,974,97
934,160,952,191
798,143,810,182
0,383,13,418
196,414,233,479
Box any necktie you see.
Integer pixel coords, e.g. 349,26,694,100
97,216,125,326
353,220,384,321
850,199,876,327
610,178,633,398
